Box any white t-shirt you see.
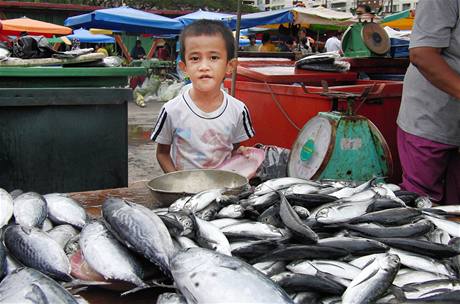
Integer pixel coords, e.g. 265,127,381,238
151,87,255,170
325,36,342,53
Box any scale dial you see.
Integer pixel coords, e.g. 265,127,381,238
288,116,333,179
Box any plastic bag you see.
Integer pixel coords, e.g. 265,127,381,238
253,144,291,182
158,80,184,102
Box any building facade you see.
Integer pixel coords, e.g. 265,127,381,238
245,0,418,12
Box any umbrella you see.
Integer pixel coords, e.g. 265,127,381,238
0,17,72,37
229,8,294,29
381,9,415,30
294,6,353,26
64,6,183,35
175,9,235,27
67,28,115,43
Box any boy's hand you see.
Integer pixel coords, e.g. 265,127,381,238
236,146,251,158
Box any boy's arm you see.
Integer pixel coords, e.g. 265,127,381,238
156,143,177,173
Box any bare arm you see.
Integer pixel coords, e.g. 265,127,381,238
410,47,460,100
156,143,177,173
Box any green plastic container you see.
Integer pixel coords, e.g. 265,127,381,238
0,67,146,193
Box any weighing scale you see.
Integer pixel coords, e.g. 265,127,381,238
288,83,392,182
341,20,391,58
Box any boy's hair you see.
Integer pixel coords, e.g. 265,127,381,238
179,20,235,62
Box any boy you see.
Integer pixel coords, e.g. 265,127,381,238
150,20,255,173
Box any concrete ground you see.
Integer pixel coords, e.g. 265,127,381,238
127,99,164,184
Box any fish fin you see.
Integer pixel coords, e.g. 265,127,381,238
120,284,152,296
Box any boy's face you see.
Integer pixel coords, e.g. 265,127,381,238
179,34,236,94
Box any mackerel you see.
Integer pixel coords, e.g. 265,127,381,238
0,267,78,304
389,248,456,278
279,191,318,243
171,247,293,303
168,196,191,213
0,188,13,229
221,221,291,240
4,225,71,281
184,188,225,212
254,177,320,196
424,214,460,237
79,221,146,287
102,198,175,274
43,193,87,229
47,225,79,248
318,236,389,256
252,260,287,277
13,192,47,228
312,199,376,224
403,279,460,300
345,220,433,238
271,272,346,295
393,270,450,287
342,253,400,304
193,215,231,256
216,204,245,219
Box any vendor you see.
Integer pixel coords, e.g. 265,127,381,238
397,0,460,204
131,40,146,60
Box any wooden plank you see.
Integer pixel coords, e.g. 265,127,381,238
69,180,158,218
115,34,132,63
0,53,105,67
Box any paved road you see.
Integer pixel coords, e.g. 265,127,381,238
128,100,164,184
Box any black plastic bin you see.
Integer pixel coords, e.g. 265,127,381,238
0,67,146,193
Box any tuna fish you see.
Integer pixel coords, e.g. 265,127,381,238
43,193,87,229
102,198,175,275
171,247,293,303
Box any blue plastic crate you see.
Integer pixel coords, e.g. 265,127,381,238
390,38,409,58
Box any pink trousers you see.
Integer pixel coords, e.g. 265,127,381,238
397,127,459,204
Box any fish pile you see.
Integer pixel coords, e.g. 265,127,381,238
0,177,459,304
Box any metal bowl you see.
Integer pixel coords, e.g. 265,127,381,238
147,169,249,207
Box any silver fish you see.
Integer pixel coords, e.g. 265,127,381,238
102,198,175,274
193,216,231,256
427,228,452,245
330,179,374,199
47,225,79,248
43,193,87,229
13,192,47,228
171,247,293,303
349,253,388,269
0,188,14,228
184,189,225,212
389,248,456,278
403,279,460,300
283,184,320,196
252,260,287,277
175,236,199,249
209,218,251,229
216,204,245,219
424,214,460,237
168,196,192,213
291,260,361,281
292,206,310,219
41,218,54,232
393,270,450,287
254,177,318,196
0,267,78,304
79,221,146,287
221,221,291,240
342,253,400,304
312,199,375,224
4,225,71,281
156,292,187,304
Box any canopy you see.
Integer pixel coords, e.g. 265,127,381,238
381,9,415,30
229,8,294,29
175,9,235,27
294,6,353,26
0,17,72,37
64,6,183,35
67,28,114,43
